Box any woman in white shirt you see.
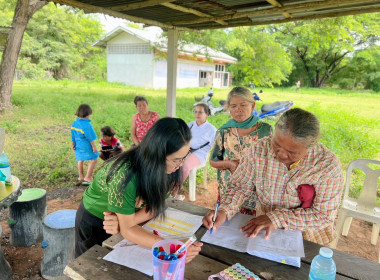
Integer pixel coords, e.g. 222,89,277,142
181,103,217,185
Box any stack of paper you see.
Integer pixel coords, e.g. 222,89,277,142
103,208,204,275
201,213,305,267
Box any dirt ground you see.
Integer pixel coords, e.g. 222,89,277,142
0,180,379,279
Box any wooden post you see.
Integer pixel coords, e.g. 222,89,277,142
41,209,76,279
0,225,12,280
166,28,178,117
9,188,46,246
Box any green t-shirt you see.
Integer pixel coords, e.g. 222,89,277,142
83,162,139,220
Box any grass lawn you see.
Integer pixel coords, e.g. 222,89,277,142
1,80,379,199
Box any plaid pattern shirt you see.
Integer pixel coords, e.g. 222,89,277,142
220,136,344,245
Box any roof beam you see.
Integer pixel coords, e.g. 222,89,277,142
48,0,193,31
110,0,175,12
171,0,375,26
201,6,380,29
161,2,228,25
265,0,292,18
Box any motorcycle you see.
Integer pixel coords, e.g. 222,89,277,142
194,88,227,116
252,91,262,101
253,101,294,119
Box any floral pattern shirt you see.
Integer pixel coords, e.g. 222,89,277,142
210,122,272,209
135,111,159,142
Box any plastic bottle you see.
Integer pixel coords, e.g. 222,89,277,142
308,247,336,280
0,152,12,184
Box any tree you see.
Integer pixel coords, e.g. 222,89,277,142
175,27,291,87
273,14,380,88
0,0,47,112
226,27,291,87
328,46,380,91
21,4,105,80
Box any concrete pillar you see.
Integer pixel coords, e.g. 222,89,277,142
166,29,178,117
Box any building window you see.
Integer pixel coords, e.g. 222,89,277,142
215,64,224,72
108,44,151,54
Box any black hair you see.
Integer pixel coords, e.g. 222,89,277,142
101,126,116,137
133,96,148,106
75,104,92,118
193,103,211,115
106,117,191,218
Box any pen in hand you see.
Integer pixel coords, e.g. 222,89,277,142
210,200,220,234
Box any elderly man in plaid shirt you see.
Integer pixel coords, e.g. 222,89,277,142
203,108,344,245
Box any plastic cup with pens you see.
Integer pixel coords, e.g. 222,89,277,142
152,239,188,280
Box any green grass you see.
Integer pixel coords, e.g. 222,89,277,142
1,81,379,200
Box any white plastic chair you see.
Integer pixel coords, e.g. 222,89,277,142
331,159,380,262
188,162,207,202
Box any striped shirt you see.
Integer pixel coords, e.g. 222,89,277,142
220,136,344,245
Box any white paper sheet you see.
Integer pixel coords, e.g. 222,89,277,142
103,208,204,275
201,213,252,252
103,244,154,276
247,228,305,258
201,213,305,267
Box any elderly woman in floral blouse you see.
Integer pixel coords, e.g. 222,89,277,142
209,86,272,214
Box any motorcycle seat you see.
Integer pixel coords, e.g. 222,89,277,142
261,101,292,113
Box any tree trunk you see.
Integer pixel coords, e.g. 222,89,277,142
0,0,47,112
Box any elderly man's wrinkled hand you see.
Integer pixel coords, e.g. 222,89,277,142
240,215,275,239
185,241,203,263
103,211,120,235
202,210,227,232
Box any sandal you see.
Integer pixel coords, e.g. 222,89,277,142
75,179,84,186
81,180,93,186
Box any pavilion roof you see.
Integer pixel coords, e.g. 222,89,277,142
49,0,380,31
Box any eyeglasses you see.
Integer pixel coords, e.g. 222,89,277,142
167,150,192,167
193,110,205,114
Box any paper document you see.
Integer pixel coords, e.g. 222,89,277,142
103,208,204,275
143,207,203,238
201,213,305,267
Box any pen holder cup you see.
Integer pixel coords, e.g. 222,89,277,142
152,239,187,280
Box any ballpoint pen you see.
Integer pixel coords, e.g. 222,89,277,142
210,200,220,234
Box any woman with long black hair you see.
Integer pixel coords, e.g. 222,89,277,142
75,117,202,262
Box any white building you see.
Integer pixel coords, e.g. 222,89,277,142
92,26,237,89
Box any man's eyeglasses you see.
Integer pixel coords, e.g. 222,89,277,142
193,110,205,114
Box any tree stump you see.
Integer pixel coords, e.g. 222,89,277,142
9,188,46,246
0,225,12,280
41,209,76,279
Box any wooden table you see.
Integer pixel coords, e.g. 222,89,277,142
64,198,380,280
